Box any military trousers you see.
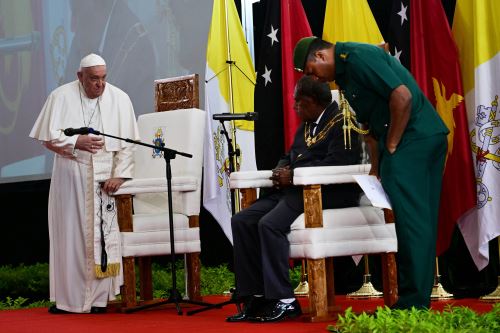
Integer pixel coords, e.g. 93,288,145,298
380,133,447,309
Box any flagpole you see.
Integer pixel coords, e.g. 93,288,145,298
224,0,241,213
240,0,259,65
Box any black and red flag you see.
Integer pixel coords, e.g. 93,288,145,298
254,0,312,170
382,0,476,255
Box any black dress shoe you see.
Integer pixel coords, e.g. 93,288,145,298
249,299,302,322
226,296,272,322
48,305,70,314
90,306,107,314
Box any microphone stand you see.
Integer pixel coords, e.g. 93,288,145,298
186,120,242,315
221,120,238,216
89,129,214,314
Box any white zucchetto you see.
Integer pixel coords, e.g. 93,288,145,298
79,53,106,69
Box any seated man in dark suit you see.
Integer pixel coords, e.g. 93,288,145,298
227,75,362,323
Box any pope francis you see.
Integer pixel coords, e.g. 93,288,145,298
30,54,140,314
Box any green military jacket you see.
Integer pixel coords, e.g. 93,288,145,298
334,42,448,143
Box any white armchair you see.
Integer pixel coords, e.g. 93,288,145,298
113,108,205,311
230,164,398,321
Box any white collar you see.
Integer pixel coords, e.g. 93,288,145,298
313,108,326,126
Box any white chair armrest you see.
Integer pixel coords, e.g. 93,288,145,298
113,176,198,195
230,170,273,189
293,164,371,185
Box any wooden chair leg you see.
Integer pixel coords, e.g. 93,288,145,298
116,194,137,310
138,257,153,301
306,258,329,321
381,209,398,307
185,215,202,301
186,252,202,301
121,256,137,309
240,188,257,209
326,258,338,311
381,252,398,307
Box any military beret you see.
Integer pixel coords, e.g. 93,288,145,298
293,36,318,72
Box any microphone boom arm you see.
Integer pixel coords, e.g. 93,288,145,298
90,128,192,158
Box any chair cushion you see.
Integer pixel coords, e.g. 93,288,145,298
293,164,371,185
229,170,273,189
288,206,397,259
121,229,201,257
114,177,198,195
121,212,200,257
132,212,189,232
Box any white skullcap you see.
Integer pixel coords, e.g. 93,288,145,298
79,53,106,69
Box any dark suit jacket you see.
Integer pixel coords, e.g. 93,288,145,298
275,101,362,210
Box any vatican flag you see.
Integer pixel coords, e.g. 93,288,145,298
323,0,384,44
452,0,500,270
204,0,256,243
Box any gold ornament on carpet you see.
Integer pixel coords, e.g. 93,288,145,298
480,276,500,301
480,237,500,301
431,258,453,300
347,255,383,298
294,259,309,297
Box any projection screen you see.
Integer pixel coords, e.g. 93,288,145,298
0,0,213,183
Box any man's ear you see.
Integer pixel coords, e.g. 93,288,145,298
377,42,390,53
77,71,83,80
314,49,328,62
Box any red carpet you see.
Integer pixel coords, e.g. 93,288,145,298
0,295,495,333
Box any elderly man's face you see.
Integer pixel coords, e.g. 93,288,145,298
293,95,322,123
304,50,335,82
77,65,107,99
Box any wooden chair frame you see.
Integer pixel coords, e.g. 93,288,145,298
234,166,398,321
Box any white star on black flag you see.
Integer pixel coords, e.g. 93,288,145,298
254,1,285,170
267,25,279,46
397,2,408,26
262,65,272,86
388,0,410,69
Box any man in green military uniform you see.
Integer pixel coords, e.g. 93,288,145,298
293,37,449,309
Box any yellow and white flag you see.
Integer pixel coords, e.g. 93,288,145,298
323,0,384,44
204,0,256,243
452,0,500,270
322,0,383,265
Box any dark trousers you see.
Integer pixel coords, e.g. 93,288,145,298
380,133,447,309
232,186,359,300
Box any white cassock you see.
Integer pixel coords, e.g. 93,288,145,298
29,80,140,313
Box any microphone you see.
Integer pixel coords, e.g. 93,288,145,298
212,112,258,121
63,127,94,136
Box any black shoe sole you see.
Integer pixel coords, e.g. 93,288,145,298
249,310,302,322
90,307,107,314
48,305,70,314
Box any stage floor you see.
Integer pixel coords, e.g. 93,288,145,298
0,295,496,333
